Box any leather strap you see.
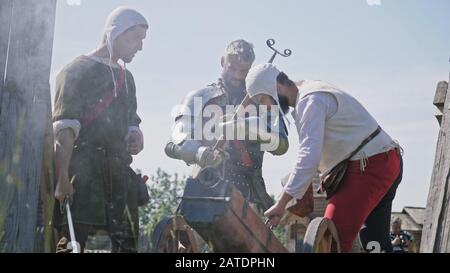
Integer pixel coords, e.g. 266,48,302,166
347,126,382,160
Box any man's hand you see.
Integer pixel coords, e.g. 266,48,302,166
264,191,293,228
54,128,75,203
392,236,401,246
196,147,228,167
125,130,143,155
264,202,285,227
55,172,74,203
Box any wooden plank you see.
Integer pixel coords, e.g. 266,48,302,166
437,79,450,252
193,185,287,253
0,0,56,252
0,0,13,249
226,186,287,253
181,178,287,252
0,0,12,96
434,81,448,125
433,81,448,109
35,114,56,253
214,208,259,252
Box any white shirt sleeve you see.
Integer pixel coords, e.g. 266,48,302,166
53,119,81,140
284,92,337,200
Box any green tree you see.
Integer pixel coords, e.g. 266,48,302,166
138,168,185,251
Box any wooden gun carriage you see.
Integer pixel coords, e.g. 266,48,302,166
151,167,341,253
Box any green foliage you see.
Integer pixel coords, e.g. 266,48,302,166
138,168,185,251
268,194,287,247
272,223,288,247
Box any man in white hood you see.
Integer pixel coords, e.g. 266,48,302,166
52,7,148,252
246,64,403,253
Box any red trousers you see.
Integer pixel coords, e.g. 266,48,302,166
324,149,402,252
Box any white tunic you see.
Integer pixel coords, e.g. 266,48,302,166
284,80,398,200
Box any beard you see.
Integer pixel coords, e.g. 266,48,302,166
121,51,137,63
222,75,245,94
122,55,134,63
278,94,290,114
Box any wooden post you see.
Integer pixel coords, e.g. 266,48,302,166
433,81,448,125
421,75,450,253
0,0,56,252
0,1,12,92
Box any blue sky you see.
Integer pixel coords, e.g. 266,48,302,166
51,0,450,211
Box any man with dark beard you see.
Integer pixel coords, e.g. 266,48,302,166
247,64,403,253
165,40,289,212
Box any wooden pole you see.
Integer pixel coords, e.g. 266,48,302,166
421,76,450,253
0,0,56,253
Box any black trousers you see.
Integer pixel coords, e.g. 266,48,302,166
359,157,403,253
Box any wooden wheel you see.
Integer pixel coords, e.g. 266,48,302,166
151,216,199,253
303,217,341,253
